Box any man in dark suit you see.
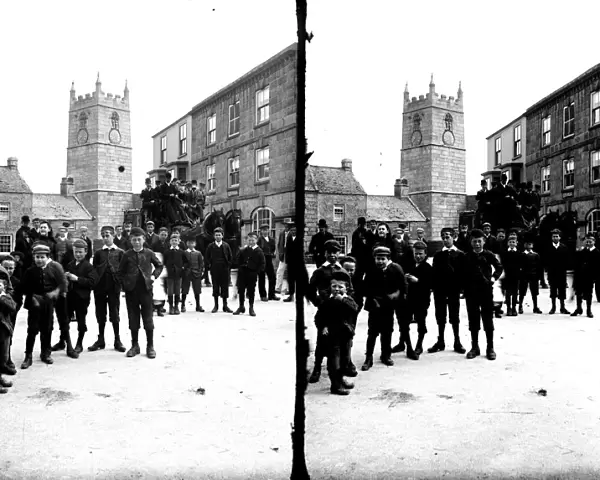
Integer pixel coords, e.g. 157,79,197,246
140,178,157,225
118,227,163,359
159,172,180,224
350,217,370,280
257,223,279,301
234,232,266,316
308,219,334,268
546,228,570,315
89,226,126,353
79,225,93,261
15,215,31,243
283,224,302,303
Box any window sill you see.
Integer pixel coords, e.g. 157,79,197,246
561,187,574,193
589,123,600,131
254,121,270,129
512,154,522,161
228,185,240,191
177,153,187,159
541,191,551,197
228,132,240,140
207,190,216,196
207,142,216,147
562,134,575,140
590,181,600,187
255,178,270,186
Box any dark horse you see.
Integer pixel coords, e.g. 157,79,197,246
224,209,243,269
535,209,579,270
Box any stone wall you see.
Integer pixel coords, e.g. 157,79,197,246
0,192,33,252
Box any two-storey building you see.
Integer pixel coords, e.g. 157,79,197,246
149,113,193,184
484,115,526,188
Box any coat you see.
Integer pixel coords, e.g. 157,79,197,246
65,259,98,300
93,246,125,292
364,261,407,312
163,247,189,279
118,248,163,293
314,295,359,338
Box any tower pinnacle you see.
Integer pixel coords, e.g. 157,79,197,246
429,73,435,95
457,81,463,101
70,81,76,102
95,72,102,98
404,82,409,103
124,79,129,101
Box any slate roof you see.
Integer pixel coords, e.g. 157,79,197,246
305,166,366,195
32,194,93,221
366,195,426,222
0,166,32,194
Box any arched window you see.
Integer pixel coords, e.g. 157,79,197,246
445,113,453,131
111,112,120,130
252,207,275,237
413,114,421,132
79,112,88,129
587,209,600,234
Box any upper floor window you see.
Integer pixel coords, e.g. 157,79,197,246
444,113,453,131
541,165,551,193
160,136,167,164
256,147,270,181
179,124,187,156
563,158,575,189
207,114,216,145
592,91,600,126
333,205,345,222
494,137,502,166
111,112,120,130
206,164,216,192
587,209,600,235
563,103,575,138
228,156,240,187
0,202,9,221
256,86,270,124
79,112,88,129
229,101,240,137
0,235,11,253
591,150,600,184
513,124,522,157
542,115,551,146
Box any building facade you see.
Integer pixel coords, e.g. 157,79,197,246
149,113,193,184
483,116,527,187
66,75,134,239
525,63,600,235
400,77,467,246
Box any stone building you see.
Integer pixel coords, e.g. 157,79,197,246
150,43,297,239
483,115,527,187
65,75,134,239
400,76,467,249
524,62,600,235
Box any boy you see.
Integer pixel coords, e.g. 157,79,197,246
314,269,359,395
163,233,189,315
0,256,21,375
340,256,361,377
571,233,600,318
54,239,98,356
401,241,433,360
257,223,279,301
428,227,466,355
20,243,68,368
0,277,17,393
233,232,265,317
118,227,163,359
518,234,543,314
182,237,205,312
90,226,127,352
150,227,170,254
205,227,233,313
500,236,523,316
463,229,503,361
546,229,570,315
361,246,407,370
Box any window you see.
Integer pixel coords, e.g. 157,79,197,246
206,164,216,191
79,112,88,129
444,113,453,131
160,136,167,164
111,112,120,130
541,165,550,193
592,91,600,126
177,167,186,181
333,236,347,255
591,150,600,183
563,103,575,138
587,209,600,234
514,124,522,157
256,147,270,181
229,101,240,136
542,115,551,146
252,207,275,237
256,86,270,124
0,202,9,220
333,205,345,222
228,156,240,187
179,123,187,156
207,114,216,145
563,158,575,189
494,137,502,165
0,235,11,253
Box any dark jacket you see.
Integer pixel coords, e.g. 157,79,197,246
308,231,334,267
546,242,570,277
257,235,276,258
500,249,523,281
284,233,302,267
183,249,204,279
350,226,370,262
163,247,189,278
205,242,233,270
406,260,433,306
118,248,163,293
455,233,471,253
573,247,600,289
463,250,503,292
521,250,541,278
237,246,265,273
151,237,170,255
308,262,349,307
21,261,67,310
432,247,465,292
364,261,407,312
314,295,359,338
65,259,98,300
93,246,125,292
0,292,16,336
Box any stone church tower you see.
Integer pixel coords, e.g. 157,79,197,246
64,74,133,239
399,76,466,244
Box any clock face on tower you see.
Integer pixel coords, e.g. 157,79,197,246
411,130,422,147
77,128,88,145
442,130,455,146
109,128,122,144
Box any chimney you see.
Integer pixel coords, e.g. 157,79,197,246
341,158,352,172
60,176,75,197
394,178,409,198
6,157,18,171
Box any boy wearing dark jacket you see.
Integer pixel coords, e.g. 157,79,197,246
0,277,17,393
571,233,600,318
163,234,189,315
205,227,233,313
500,237,523,317
233,232,265,317
547,228,571,315
340,256,361,377
518,235,543,314
182,237,205,312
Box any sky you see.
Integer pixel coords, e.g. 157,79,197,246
1,0,599,196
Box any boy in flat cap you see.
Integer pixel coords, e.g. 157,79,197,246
362,245,407,370
314,269,359,395
518,233,543,314
546,229,571,314
20,243,68,368
500,236,523,316
463,229,503,360
427,227,466,355
163,233,188,315
308,239,347,383
257,223,279,301
182,236,205,312
205,227,233,313
339,255,361,377
571,233,600,318
52,238,98,357
234,232,265,316
118,227,163,358
90,226,126,352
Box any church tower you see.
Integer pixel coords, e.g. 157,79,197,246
66,75,133,239
400,76,466,245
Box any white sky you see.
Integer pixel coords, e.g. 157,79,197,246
1,0,598,196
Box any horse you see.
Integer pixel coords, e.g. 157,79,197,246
223,209,243,269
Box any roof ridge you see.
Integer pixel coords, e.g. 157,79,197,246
72,194,94,219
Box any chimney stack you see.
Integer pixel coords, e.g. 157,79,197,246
6,157,18,171
394,178,409,198
341,158,352,172
60,176,75,197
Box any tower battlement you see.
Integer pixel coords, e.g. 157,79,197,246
403,76,463,112
70,74,129,110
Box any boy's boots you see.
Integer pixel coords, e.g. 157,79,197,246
174,295,181,315
126,329,141,358
74,333,85,354
330,372,349,396
452,324,466,353
587,300,594,318
248,298,256,317
391,332,405,353
549,298,557,314
233,293,246,315
414,333,425,355
560,299,570,315
466,331,480,359
64,332,79,359
361,335,376,371
428,324,446,353
485,329,496,360
380,332,394,366
168,296,175,315
404,335,419,361
21,335,35,369
146,329,156,359
180,295,186,313
113,323,126,352
222,298,233,313
195,294,204,312
212,296,219,313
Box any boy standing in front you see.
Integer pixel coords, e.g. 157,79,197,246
518,234,543,314
500,236,523,317
182,237,205,312
118,227,163,359
233,232,265,317
571,233,600,318
205,227,233,313
546,229,571,315
163,233,188,315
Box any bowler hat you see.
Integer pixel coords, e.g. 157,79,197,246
21,215,30,223
398,223,406,229
357,217,366,225
62,222,70,228
260,223,270,230
324,239,341,253
318,219,328,228
192,180,198,185
373,246,391,257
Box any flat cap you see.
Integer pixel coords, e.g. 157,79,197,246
550,228,562,235
129,227,146,237
324,239,341,252
470,228,485,239
440,227,454,235
331,269,351,284
585,232,596,239
412,240,427,250
146,220,155,226
32,243,51,255
100,225,115,234
481,222,491,228
213,227,224,234
373,246,391,257
72,238,88,249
